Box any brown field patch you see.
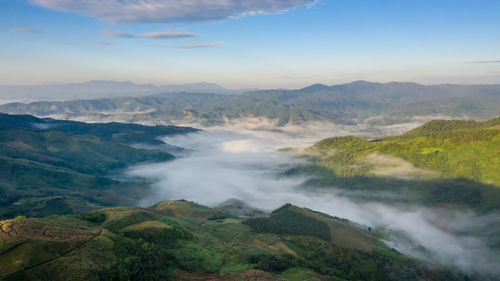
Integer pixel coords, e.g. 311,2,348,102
252,239,298,257
327,220,375,252
121,220,171,231
0,219,99,243
101,207,155,221
486,125,500,130
292,206,375,251
3,141,34,150
152,201,215,219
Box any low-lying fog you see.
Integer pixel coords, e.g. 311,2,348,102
127,124,500,278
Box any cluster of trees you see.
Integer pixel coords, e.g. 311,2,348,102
80,211,106,224
244,207,331,241
403,120,485,138
249,254,298,273
97,237,176,281
207,212,230,221
97,213,193,281
314,136,367,151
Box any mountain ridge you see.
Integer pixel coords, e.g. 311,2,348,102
0,80,249,102
1,80,498,126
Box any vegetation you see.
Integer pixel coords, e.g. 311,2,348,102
0,200,468,281
97,237,177,281
0,113,196,219
244,204,331,241
80,211,106,224
308,116,500,188
288,117,500,214
207,212,231,221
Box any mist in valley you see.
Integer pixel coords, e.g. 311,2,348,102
126,123,500,278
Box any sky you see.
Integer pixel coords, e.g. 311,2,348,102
1,0,500,88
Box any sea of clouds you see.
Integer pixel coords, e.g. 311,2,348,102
127,125,500,278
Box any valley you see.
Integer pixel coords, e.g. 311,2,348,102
1,112,499,280
0,113,195,218
3,1,500,279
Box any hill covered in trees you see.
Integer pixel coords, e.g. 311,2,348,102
0,113,196,219
309,116,500,186
290,116,500,212
0,201,468,281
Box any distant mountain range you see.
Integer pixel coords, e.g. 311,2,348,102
1,81,499,126
0,80,251,102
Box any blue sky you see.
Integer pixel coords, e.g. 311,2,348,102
1,0,499,88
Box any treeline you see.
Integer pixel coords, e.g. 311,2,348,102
244,205,331,241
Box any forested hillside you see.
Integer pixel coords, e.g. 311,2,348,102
294,117,500,212
0,114,196,218
310,116,500,186
0,201,467,281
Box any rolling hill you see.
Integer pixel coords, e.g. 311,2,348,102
297,116,500,211
309,116,500,185
0,201,466,281
0,113,197,219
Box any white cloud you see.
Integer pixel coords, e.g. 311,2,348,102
57,42,74,46
9,27,43,33
127,128,500,278
467,60,500,64
92,41,113,45
154,42,226,49
100,30,197,39
29,0,317,23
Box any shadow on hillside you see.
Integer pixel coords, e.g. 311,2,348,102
285,165,500,212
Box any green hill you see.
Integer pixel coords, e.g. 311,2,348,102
300,116,500,211
0,201,465,281
310,116,500,185
0,114,197,219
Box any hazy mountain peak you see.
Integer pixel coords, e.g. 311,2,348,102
0,80,247,102
300,83,330,91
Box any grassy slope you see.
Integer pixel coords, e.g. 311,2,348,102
300,117,500,211
0,201,464,281
0,113,196,219
311,117,500,185
310,117,499,181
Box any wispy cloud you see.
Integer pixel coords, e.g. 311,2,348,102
9,27,43,33
153,42,226,49
92,41,113,46
29,0,317,23
467,60,500,64
100,30,197,40
57,42,74,46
